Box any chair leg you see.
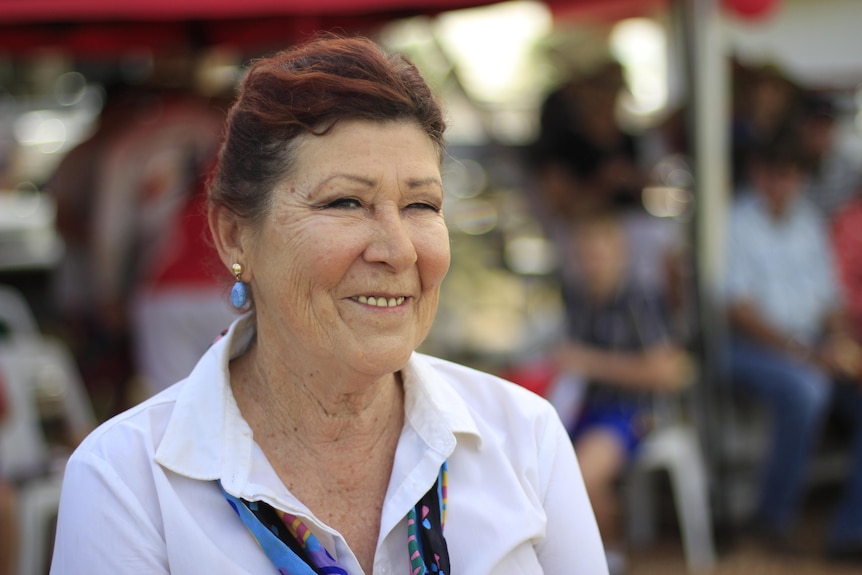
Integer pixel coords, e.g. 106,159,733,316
625,426,717,573
665,429,717,573
625,467,658,547
17,473,63,575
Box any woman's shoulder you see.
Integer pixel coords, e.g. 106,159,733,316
70,383,184,465
73,319,243,467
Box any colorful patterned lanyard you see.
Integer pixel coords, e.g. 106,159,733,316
220,461,449,574
407,461,448,575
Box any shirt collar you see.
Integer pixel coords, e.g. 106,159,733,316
402,352,482,452
155,313,255,486
746,188,811,223
155,315,482,492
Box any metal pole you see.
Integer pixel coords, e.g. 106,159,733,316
680,0,732,532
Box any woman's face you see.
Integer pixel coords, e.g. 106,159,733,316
243,120,450,378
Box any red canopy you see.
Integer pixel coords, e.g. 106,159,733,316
0,0,664,55
0,0,514,22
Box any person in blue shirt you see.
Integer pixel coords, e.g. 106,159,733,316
726,140,862,561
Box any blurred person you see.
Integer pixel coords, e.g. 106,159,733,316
46,83,134,329
622,201,693,340
832,189,862,348
725,140,862,559
798,94,861,217
126,152,236,398
50,36,608,573
551,210,692,574
623,104,697,327
731,63,802,187
44,84,142,416
530,60,646,230
529,61,692,328
829,188,862,560
89,87,235,401
0,370,16,575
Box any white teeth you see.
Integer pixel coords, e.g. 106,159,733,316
353,296,406,307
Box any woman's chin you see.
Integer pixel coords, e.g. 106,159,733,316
343,340,416,379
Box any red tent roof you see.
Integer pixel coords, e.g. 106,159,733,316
0,0,664,55
0,0,495,54
0,0,665,22
0,0,511,22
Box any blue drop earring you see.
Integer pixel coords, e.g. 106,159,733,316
230,262,248,309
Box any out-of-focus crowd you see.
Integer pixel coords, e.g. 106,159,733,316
0,61,240,575
522,57,862,572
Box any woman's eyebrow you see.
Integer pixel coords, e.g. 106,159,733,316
406,176,443,190
309,174,442,196
308,173,376,197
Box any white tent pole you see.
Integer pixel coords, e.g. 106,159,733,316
692,0,729,298
680,0,731,527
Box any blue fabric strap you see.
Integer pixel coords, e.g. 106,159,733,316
219,482,319,575
219,461,449,575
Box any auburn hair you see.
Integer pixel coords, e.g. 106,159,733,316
209,34,446,225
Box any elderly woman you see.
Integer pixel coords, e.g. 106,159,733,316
50,36,607,574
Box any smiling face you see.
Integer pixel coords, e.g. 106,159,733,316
236,119,450,379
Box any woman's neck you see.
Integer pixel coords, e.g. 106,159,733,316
229,340,405,574
230,340,405,457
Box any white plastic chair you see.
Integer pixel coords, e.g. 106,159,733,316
0,284,39,338
16,471,65,575
529,364,716,572
0,284,96,575
624,417,717,573
0,337,95,471
0,339,96,575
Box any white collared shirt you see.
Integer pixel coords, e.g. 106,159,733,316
50,315,607,574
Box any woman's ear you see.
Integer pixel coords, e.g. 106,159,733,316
209,203,246,272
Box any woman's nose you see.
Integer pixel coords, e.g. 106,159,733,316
365,207,418,271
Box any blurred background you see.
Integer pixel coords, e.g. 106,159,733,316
2,0,862,573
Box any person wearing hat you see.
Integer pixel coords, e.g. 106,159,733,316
798,93,861,217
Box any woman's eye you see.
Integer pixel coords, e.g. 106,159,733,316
325,197,363,209
406,202,441,213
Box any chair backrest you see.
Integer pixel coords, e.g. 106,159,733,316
0,337,96,480
0,340,51,478
0,284,39,338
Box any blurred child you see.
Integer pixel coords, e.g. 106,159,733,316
551,210,692,573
